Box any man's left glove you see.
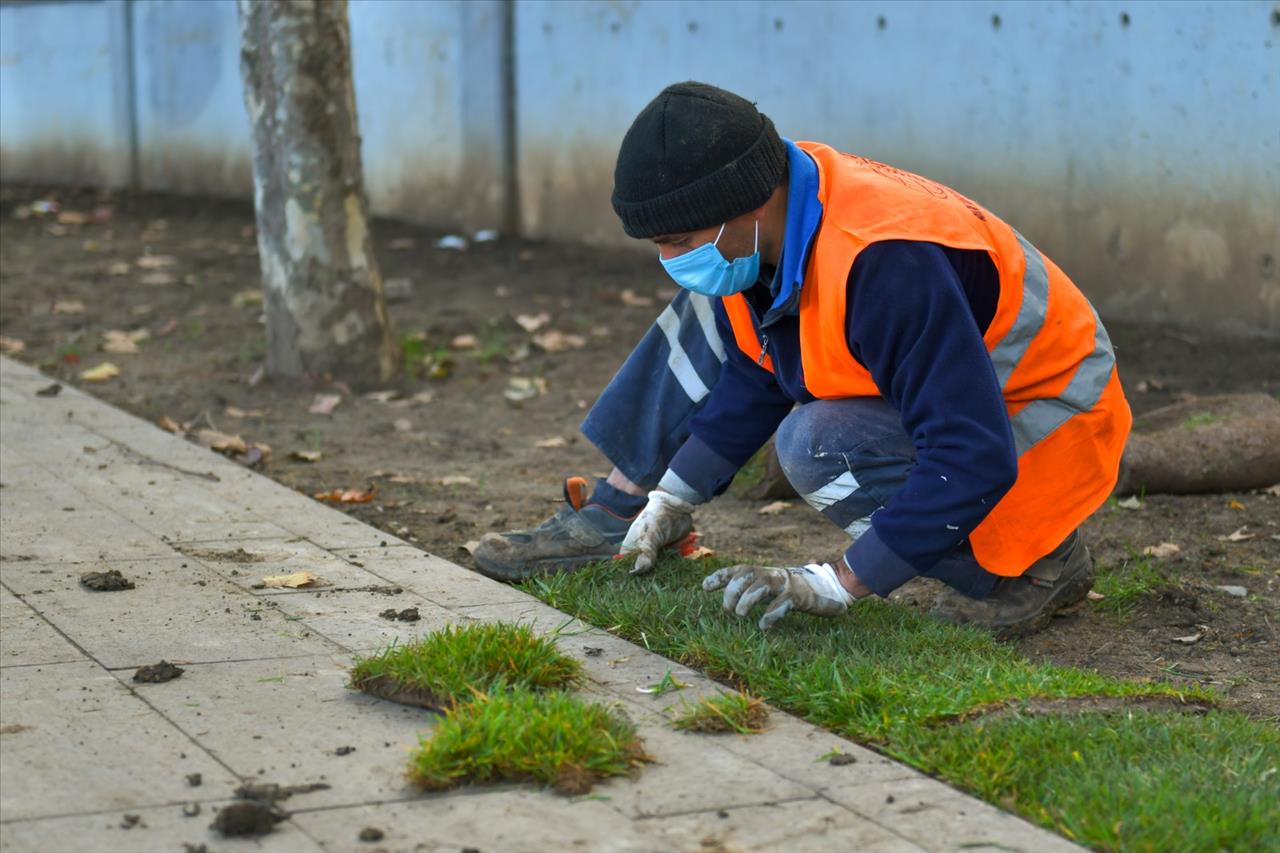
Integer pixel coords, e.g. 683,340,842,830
702,563,854,630
619,490,695,575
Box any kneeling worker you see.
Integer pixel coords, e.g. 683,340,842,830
475,81,1132,637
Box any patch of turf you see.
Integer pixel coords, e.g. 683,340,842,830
349,622,581,710
673,691,770,735
516,554,1271,850
1094,554,1173,616
407,689,648,794
901,709,1280,851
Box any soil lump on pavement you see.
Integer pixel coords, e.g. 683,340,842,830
133,661,184,683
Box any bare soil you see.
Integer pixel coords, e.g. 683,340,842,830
2,185,1276,719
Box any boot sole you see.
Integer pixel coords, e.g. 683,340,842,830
473,551,616,583
992,559,1095,639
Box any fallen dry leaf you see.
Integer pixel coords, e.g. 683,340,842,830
107,261,131,276
154,317,179,337
135,254,176,269
261,571,329,589
225,406,265,419
619,289,654,308
515,312,551,333
532,330,587,353
503,376,549,402
758,500,791,515
439,475,473,486
460,540,481,555
1228,499,1245,510
80,362,120,382
535,436,568,449
101,329,149,354
196,429,247,455
288,449,322,463
140,272,176,286
157,415,184,434
1086,590,1106,601
1142,542,1182,559
308,393,342,415
1172,632,1203,645
314,486,377,503
56,210,91,225
451,334,479,350
1216,526,1255,542
393,418,413,432
684,545,717,560
1116,495,1143,510
53,299,86,315
0,336,26,355
364,389,401,403
1265,483,1280,497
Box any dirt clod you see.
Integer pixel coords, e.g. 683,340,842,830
79,569,135,591
358,827,385,842
210,801,285,837
35,383,62,397
120,814,141,829
583,646,604,657
182,802,201,818
133,661,184,683
378,607,420,622
234,781,331,803
829,753,858,766
335,745,356,756
185,772,202,787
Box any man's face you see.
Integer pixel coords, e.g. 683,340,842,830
650,212,758,263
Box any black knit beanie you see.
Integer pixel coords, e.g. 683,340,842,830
611,81,787,239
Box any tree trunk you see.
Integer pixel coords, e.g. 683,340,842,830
236,0,394,383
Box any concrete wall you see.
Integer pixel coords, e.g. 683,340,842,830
0,0,133,186
516,0,1280,331
1,0,1276,330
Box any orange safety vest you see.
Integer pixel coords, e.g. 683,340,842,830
723,142,1132,576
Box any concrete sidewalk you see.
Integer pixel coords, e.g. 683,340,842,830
0,356,1077,853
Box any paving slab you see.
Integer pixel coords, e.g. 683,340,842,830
0,356,1081,852
0,586,87,668
3,558,340,668
0,661,238,821
130,654,433,811
0,801,324,853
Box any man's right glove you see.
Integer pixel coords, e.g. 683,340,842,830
702,563,854,630
619,490,695,575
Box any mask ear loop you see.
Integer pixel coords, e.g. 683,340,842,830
711,223,727,247
752,220,759,252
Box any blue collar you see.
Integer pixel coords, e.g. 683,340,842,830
759,139,823,327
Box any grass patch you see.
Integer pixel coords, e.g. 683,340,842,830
673,691,770,735
349,622,581,710
407,688,648,794
1182,411,1220,428
513,554,1280,850
1094,554,1173,616
902,709,1280,850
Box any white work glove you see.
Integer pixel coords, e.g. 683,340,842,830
619,490,695,575
702,563,853,631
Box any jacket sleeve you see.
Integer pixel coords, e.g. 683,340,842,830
658,297,795,503
842,241,1018,595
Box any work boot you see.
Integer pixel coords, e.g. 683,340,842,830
929,532,1093,638
472,477,692,582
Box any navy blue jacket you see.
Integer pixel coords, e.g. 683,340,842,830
665,141,1018,592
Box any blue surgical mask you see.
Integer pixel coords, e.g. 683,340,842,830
660,221,760,297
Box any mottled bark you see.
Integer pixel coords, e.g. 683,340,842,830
236,0,394,383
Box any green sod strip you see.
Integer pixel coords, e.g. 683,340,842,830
516,555,1280,850
902,710,1280,851
673,690,770,735
349,622,581,710
408,689,648,794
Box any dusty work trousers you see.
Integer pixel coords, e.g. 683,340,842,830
580,290,997,598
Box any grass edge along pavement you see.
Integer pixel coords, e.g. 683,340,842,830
671,689,772,735
521,554,1280,852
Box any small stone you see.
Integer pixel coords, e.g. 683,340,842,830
185,773,202,787
885,795,895,804
358,827,385,842
1215,585,1248,598
120,814,141,829
335,745,356,756
182,802,201,818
